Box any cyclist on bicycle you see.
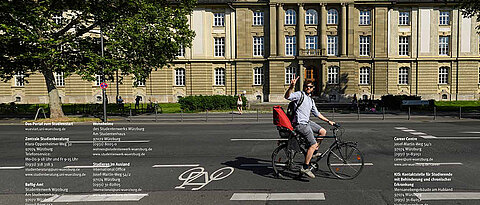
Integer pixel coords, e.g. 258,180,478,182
284,76,335,178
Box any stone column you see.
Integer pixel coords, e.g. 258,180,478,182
320,3,327,56
298,4,305,55
299,60,304,90
269,4,277,56
277,4,284,56
341,3,347,56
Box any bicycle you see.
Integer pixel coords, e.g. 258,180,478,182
272,123,364,180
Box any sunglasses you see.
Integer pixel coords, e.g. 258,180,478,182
306,85,315,88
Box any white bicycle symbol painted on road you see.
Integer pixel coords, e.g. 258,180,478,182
175,166,234,191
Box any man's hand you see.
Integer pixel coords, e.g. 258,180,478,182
289,75,299,88
328,120,335,126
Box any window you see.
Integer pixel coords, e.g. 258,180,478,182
253,67,264,85
305,9,318,25
327,66,339,84
399,36,409,56
359,67,370,85
359,10,371,25
439,36,449,56
135,77,145,86
213,13,225,27
253,11,264,26
327,36,338,56
214,37,225,57
253,37,264,56
52,14,63,25
439,67,449,84
95,74,103,86
327,9,338,25
14,72,25,87
305,35,317,51
359,36,370,56
285,9,296,25
285,36,296,56
214,68,225,85
175,68,185,86
177,44,184,57
398,67,409,85
399,11,410,25
439,11,450,25
285,67,296,84
55,72,64,86
442,94,448,99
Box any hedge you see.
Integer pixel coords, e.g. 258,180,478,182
178,95,247,112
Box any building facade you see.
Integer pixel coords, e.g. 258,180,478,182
1,0,480,104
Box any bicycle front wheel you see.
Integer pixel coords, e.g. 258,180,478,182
327,143,364,180
272,144,304,179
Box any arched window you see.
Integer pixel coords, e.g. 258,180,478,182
285,9,296,25
327,9,338,24
327,66,339,84
305,9,318,25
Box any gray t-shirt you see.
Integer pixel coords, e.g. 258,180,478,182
287,91,320,125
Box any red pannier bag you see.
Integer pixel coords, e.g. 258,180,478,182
273,105,294,132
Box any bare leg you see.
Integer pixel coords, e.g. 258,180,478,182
305,143,318,165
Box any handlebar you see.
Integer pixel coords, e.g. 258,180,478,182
333,123,341,128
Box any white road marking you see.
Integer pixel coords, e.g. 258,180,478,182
402,129,416,132
63,165,111,169
395,127,408,130
414,162,463,166
434,137,480,140
42,194,148,202
230,138,288,141
410,132,426,135
0,166,24,170
330,163,374,166
461,132,480,134
419,135,437,139
414,192,480,200
69,140,150,144
230,193,325,201
152,164,199,168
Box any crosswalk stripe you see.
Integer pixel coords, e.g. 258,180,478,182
42,194,148,202
152,164,199,168
230,193,325,201
0,166,24,170
414,192,480,200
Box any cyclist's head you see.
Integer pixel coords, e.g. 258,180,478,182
303,79,315,94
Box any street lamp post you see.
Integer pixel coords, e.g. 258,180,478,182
101,24,107,122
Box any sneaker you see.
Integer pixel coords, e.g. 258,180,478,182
312,151,322,158
300,167,316,178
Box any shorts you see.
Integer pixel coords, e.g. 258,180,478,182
295,121,323,147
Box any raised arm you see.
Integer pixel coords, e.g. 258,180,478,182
284,76,299,100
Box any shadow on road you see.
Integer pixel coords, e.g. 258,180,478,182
222,156,339,181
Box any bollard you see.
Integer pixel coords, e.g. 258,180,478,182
382,107,385,120
332,108,335,121
206,109,208,122
408,107,411,120
129,109,132,122
459,107,462,119
181,109,183,122
155,107,157,122
357,107,360,120
231,110,234,121
433,107,436,120
257,109,259,122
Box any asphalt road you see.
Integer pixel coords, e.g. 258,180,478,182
0,118,479,205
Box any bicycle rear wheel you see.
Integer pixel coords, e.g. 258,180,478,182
272,144,304,179
327,143,364,180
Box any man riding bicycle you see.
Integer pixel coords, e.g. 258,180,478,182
284,76,335,178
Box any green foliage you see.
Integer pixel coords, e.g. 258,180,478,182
381,95,421,110
0,0,196,85
458,0,480,31
178,95,247,112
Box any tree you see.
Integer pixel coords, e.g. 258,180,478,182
458,0,480,30
0,0,196,118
